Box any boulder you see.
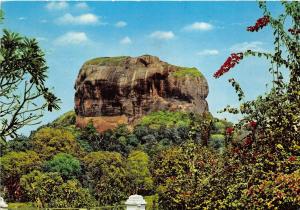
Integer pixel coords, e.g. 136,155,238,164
74,55,209,132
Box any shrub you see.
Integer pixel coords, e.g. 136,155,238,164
0,151,41,201
48,179,97,208
43,153,81,180
139,111,191,129
126,150,153,195
5,135,31,153
20,170,96,208
30,127,83,160
20,170,63,207
82,151,128,205
153,143,220,209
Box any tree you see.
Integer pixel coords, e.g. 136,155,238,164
43,153,81,180
209,134,225,151
20,171,96,208
207,1,300,209
215,1,299,151
0,150,41,201
153,143,219,209
48,179,97,208
0,29,60,140
126,150,153,195
82,151,128,205
20,170,63,207
30,127,83,160
78,121,100,151
5,135,31,153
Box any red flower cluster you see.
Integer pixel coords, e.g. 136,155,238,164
213,53,243,78
244,137,253,146
247,16,270,32
226,127,234,135
288,28,300,35
288,156,296,162
248,121,257,128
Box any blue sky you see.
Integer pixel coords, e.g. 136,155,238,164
1,1,283,135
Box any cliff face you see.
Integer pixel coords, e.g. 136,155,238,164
74,55,209,132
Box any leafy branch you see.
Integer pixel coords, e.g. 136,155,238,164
0,29,60,140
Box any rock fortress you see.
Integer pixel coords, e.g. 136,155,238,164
74,55,209,132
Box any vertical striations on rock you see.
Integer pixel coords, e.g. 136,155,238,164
74,55,209,132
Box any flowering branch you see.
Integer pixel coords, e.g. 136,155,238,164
247,16,270,32
213,53,243,78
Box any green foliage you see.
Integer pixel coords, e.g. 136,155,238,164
213,121,226,133
82,124,133,155
0,29,60,140
84,112,212,156
0,150,41,201
20,170,63,207
81,121,191,156
20,170,96,208
84,56,129,65
126,150,153,194
211,118,232,134
43,153,81,180
244,169,300,209
133,125,190,156
172,67,203,78
209,118,234,152
39,110,215,158
145,194,159,210
153,143,220,209
209,134,225,151
188,112,213,146
207,2,300,209
77,121,100,152
82,151,128,205
220,1,300,150
139,111,191,129
4,135,31,154
50,111,76,128
2,2,300,209
30,127,83,160
48,179,97,208
7,202,35,209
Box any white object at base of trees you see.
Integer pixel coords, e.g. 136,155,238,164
125,194,147,210
0,197,8,209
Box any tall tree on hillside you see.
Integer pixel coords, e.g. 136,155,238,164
0,10,60,141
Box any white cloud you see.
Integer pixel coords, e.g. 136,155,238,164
46,1,68,10
54,32,88,45
150,31,175,40
120,36,132,45
230,41,265,52
183,22,213,31
40,19,48,23
57,13,99,25
197,49,219,56
18,17,26,21
75,2,89,9
115,21,127,28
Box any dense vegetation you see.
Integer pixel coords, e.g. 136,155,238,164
0,110,226,208
1,1,299,209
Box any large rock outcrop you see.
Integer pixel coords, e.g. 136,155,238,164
74,55,209,132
